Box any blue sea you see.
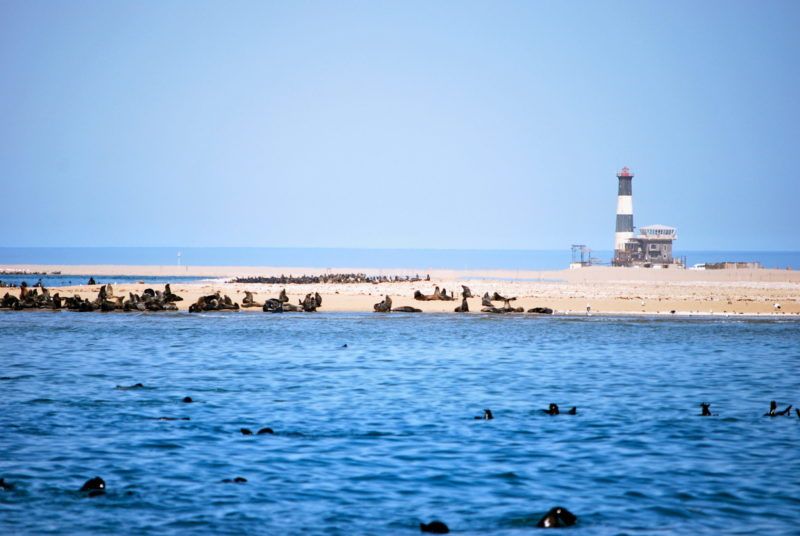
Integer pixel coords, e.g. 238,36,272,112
1,312,799,534
1,247,799,271
0,275,207,288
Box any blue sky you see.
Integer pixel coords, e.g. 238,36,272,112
1,1,798,250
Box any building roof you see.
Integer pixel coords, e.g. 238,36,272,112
638,224,677,240
640,224,675,231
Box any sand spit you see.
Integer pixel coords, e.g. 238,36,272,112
2,265,798,316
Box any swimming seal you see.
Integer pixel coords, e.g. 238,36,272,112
257,427,274,435
182,396,193,403
537,506,577,528
222,477,247,483
700,403,713,416
0,478,14,491
240,428,253,435
80,476,106,497
543,403,560,415
420,520,449,534
474,409,494,420
116,383,144,390
765,400,793,417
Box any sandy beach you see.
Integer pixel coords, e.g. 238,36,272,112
2,264,799,316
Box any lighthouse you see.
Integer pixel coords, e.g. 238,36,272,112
614,166,634,264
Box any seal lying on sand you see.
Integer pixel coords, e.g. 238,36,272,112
419,520,449,534
537,506,577,528
241,291,262,308
392,306,422,312
374,296,421,312
528,307,553,315
263,298,284,313
374,296,392,313
121,284,184,312
482,299,524,314
301,293,320,312
188,292,239,313
414,287,454,301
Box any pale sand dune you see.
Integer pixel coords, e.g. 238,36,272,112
3,264,798,316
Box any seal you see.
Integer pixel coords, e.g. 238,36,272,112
222,477,248,483
537,506,577,528
79,476,106,497
115,383,144,390
374,295,392,313
543,403,560,415
0,478,14,491
240,428,253,435
182,396,194,403
700,402,714,416
474,409,493,420
419,520,449,534
765,400,793,417
257,427,274,435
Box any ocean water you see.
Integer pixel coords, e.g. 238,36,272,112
1,312,799,535
2,247,799,271
0,275,207,288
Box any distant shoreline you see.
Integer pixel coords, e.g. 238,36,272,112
1,263,799,282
